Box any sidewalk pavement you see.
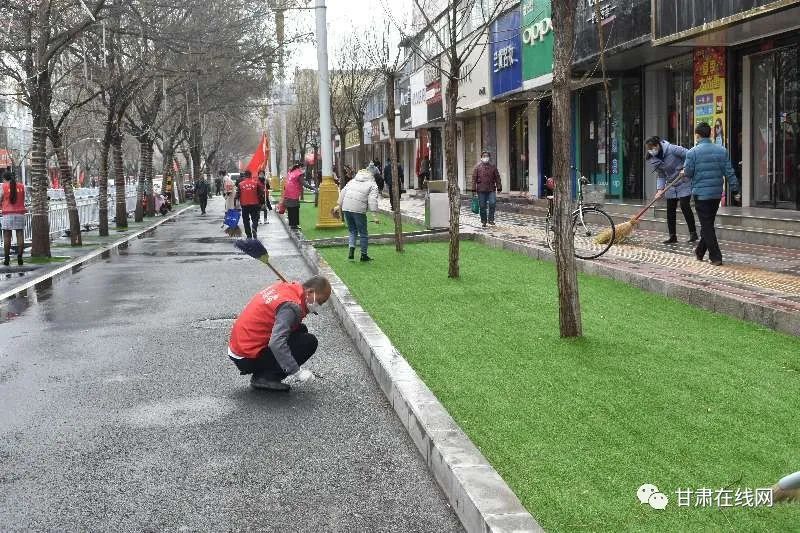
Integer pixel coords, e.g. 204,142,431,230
383,196,800,317
0,196,462,532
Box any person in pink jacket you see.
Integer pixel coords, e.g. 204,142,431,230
282,161,304,229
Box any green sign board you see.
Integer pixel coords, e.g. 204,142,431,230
521,0,554,83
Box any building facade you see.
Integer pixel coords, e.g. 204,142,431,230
0,75,33,183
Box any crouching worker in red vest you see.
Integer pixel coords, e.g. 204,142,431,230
228,276,331,391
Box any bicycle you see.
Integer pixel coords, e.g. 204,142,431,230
544,175,615,260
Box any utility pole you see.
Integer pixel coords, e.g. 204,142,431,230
314,0,341,228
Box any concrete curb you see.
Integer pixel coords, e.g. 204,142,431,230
275,212,543,533
0,205,195,302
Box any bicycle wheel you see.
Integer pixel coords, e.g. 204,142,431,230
545,213,554,251
571,207,615,259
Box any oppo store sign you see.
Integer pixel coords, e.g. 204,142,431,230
522,16,552,46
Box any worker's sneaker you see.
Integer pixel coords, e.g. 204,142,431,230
710,260,723,266
250,375,290,392
662,235,677,244
360,253,373,262
348,247,355,260
687,232,698,243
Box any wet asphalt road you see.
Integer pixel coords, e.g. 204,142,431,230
0,197,461,532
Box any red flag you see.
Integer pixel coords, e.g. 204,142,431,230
245,133,269,176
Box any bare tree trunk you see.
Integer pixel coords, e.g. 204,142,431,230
50,126,83,246
29,119,51,257
175,155,186,203
98,141,110,236
134,139,146,222
386,72,403,252
552,0,582,337
144,140,155,216
445,74,460,279
112,131,127,229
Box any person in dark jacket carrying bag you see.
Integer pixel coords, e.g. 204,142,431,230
645,136,697,244
683,122,740,266
471,150,502,228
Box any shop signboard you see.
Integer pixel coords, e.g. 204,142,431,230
521,0,554,87
399,76,412,130
693,47,726,146
491,8,523,97
425,63,443,123
410,70,428,128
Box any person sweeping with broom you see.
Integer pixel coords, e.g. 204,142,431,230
227,275,331,392
645,136,697,244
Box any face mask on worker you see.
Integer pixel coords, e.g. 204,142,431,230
481,157,490,164
647,148,659,157
306,291,322,315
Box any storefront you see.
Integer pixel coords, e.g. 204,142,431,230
491,6,524,191
652,0,800,210
575,76,644,200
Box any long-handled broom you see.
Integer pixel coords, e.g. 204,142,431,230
234,239,287,282
595,174,685,244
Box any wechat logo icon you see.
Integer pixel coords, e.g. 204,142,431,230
638,484,669,510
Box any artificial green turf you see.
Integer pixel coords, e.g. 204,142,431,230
293,201,425,240
26,256,71,264
320,241,800,532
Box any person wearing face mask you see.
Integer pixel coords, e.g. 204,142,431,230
645,136,697,244
227,275,332,391
471,150,502,228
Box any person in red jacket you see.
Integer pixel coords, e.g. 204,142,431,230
1,170,26,266
228,275,331,391
236,170,266,239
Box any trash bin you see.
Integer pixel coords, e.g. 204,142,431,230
425,180,448,229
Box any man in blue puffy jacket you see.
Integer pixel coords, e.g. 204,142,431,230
683,122,740,266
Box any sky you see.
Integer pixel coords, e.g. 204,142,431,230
290,0,404,71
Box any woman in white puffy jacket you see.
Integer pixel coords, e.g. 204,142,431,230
334,168,379,262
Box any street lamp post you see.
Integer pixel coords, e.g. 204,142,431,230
314,0,342,228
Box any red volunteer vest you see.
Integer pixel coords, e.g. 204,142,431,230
1,182,26,215
229,282,307,358
238,177,262,206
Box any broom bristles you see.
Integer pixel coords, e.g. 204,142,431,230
234,238,269,259
224,226,242,237
594,219,638,245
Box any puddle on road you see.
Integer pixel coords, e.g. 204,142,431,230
0,278,53,323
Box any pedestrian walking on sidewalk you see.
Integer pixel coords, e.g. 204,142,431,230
283,162,304,230
238,170,265,239
223,173,238,211
383,159,404,210
258,170,272,222
214,172,223,196
471,150,502,228
645,136,697,244
418,156,430,189
195,177,209,215
683,122,740,266
1,169,26,266
228,276,331,392
334,168,379,262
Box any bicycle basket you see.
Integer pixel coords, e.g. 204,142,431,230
582,184,606,205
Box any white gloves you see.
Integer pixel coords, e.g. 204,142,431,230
291,368,315,384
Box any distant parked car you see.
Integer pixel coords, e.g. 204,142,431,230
184,182,194,200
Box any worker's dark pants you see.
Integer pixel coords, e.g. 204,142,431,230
198,194,208,214
694,197,722,263
666,195,697,237
230,329,318,380
287,206,300,228
241,205,261,238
